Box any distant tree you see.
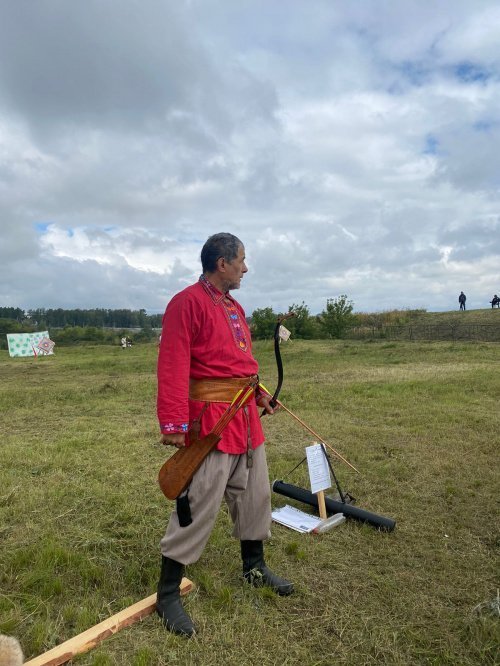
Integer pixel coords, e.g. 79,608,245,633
51,326,83,344
0,318,36,349
1,306,168,333
138,308,148,328
134,326,155,342
0,307,25,321
250,307,277,339
149,313,163,328
320,295,355,338
285,302,318,339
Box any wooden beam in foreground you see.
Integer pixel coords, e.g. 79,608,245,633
24,578,194,666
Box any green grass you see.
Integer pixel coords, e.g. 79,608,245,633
410,309,500,325
1,340,499,665
351,308,500,342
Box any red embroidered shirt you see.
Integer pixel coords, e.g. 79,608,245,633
157,276,266,454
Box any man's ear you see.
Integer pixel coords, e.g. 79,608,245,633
216,256,226,272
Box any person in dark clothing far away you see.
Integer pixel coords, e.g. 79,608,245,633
458,291,466,311
490,295,500,308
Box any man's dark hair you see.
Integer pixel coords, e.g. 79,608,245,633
201,233,243,273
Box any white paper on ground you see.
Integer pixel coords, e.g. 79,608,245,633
271,504,323,533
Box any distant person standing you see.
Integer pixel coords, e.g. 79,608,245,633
458,291,466,311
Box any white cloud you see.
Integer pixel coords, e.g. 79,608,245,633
39,224,202,276
0,0,499,315
438,5,500,64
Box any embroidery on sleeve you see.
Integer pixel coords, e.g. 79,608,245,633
161,422,189,434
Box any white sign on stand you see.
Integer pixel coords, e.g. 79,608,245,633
306,443,331,494
306,442,332,519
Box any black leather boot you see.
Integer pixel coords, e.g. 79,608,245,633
241,540,294,596
156,556,196,637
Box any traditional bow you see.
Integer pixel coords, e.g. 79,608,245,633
267,312,296,410
261,313,360,474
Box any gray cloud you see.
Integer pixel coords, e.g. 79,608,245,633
0,0,499,316
0,2,209,131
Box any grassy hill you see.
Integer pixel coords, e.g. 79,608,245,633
351,307,500,342
410,308,500,325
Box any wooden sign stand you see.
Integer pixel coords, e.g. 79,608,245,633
306,443,330,521
24,578,194,666
316,490,328,519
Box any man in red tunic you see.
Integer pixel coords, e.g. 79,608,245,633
156,232,293,636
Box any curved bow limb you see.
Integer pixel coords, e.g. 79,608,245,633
260,312,360,474
261,312,296,416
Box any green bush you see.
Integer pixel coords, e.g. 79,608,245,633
319,295,355,338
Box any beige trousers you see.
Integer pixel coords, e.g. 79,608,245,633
160,444,272,565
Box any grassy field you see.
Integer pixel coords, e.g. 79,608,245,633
0,339,499,665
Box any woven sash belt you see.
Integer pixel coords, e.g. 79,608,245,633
189,376,257,402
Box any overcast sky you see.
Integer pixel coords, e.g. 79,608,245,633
1,1,499,316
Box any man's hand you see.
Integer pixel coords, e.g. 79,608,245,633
256,393,279,415
161,433,186,448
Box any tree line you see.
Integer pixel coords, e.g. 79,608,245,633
250,296,356,339
0,307,163,329
0,299,429,350
0,299,358,337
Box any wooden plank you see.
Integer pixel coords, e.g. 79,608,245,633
24,578,194,666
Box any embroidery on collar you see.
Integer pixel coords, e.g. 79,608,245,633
222,296,248,352
199,274,224,304
199,275,247,351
